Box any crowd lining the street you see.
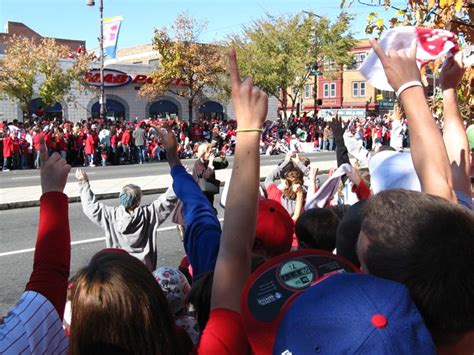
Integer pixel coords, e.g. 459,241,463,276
1,38,473,355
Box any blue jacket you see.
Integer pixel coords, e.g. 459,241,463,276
171,165,221,279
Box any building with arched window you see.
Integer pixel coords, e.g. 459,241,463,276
0,24,279,122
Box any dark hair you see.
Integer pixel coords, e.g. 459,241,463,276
187,271,214,331
336,200,367,267
69,252,182,355
295,208,339,251
359,189,474,345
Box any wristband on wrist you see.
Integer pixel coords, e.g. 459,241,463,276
396,81,423,97
235,128,263,133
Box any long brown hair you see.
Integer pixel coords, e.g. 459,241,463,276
69,252,182,355
282,169,304,200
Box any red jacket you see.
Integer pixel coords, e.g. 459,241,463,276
2,136,14,157
122,130,131,145
33,133,44,151
85,133,97,155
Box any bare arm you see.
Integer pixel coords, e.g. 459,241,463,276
370,38,456,203
211,49,268,311
439,53,471,198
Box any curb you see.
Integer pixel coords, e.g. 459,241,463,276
0,169,333,210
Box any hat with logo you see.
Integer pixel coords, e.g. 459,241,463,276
253,199,294,258
241,249,360,353
273,273,435,355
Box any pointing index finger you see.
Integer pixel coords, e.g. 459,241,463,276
228,48,241,91
369,38,389,67
39,136,49,165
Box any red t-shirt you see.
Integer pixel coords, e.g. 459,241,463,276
266,183,283,204
198,308,250,354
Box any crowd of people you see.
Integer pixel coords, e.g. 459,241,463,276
1,37,473,355
0,103,413,172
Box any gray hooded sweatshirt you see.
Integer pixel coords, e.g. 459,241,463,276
79,181,178,271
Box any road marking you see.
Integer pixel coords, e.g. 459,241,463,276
0,218,224,257
11,177,38,180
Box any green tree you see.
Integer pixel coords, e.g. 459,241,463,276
140,13,227,122
0,36,90,118
229,12,355,120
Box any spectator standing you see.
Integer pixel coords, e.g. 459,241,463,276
133,122,147,164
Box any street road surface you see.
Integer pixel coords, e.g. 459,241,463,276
0,152,335,189
0,152,335,316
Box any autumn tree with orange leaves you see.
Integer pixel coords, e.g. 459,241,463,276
140,13,226,122
0,36,90,118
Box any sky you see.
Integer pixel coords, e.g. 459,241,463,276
1,0,402,51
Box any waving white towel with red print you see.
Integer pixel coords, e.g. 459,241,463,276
361,26,459,91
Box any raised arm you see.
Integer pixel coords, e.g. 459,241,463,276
439,53,471,202
158,128,221,279
369,38,456,203
76,168,114,230
211,48,268,311
25,137,71,318
146,185,178,224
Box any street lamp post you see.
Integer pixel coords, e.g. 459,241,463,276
302,10,322,118
87,0,105,120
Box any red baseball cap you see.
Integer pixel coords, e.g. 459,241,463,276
254,199,294,258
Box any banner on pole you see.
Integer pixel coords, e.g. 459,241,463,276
103,16,123,59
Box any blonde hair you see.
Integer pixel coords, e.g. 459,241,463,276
197,143,211,159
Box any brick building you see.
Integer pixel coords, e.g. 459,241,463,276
280,38,397,120
0,22,85,55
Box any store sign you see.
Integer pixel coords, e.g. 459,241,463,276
86,69,186,88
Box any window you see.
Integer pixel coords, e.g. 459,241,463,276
350,52,367,70
352,81,366,97
324,58,336,71
133,61,143,64
323,83,329,97
323,83,336,98
304,84,312,99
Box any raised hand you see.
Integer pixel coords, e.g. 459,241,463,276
75,168,89,182
439,52,465,91
229,48,268,129
39,136,71,194
346,166,362,186
158,128,178,152
369,38,421,92
158,128,180,168
331,116,345,137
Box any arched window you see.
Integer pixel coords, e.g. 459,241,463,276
199,101,224,120
29,98,62,119
91,99,126,120
149,100,179,119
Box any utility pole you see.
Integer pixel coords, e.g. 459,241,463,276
87,0,106,120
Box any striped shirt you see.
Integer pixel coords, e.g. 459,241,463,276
0,291,68,354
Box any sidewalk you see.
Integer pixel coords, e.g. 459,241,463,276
0,160,342,210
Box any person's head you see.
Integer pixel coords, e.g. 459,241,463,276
69,251,180,355
118,184,142,211
196,142,211,161
253,199,294,258
358,189,474,346
281,168,304,200
295,208,339,251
